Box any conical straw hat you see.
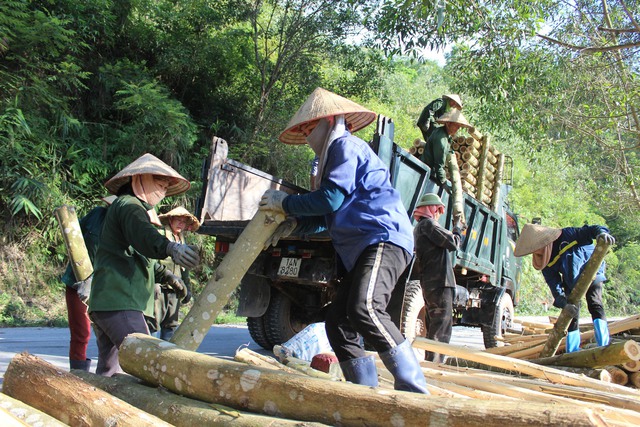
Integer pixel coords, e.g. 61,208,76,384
514,223,562,257
104,153,190,197
443,94,463,109
158,206,200,231
436,109,472,129
279,87,377,144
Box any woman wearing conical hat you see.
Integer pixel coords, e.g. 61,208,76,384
88,153,200,376
146,207,200,341
514,223,615,352
422,108,472,186
259,88,429,394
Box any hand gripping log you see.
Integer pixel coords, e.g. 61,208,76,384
170,209,284,350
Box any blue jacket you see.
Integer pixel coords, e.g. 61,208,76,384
542,225,608,308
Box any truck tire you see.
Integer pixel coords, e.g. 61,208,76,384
247,316,272,351
264,289,308,346
482,291,514,348
400,280,427,360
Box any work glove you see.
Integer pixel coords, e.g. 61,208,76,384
597,233,615,246
452,217,467,236
264,217,297,249
259,189,288,213
72,275,93,304
166,242,200,269
162,270,189,302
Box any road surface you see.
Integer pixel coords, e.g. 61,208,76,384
0,322,489,385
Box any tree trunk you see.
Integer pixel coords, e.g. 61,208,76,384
629,372,640,388
539,238,612,358
73,371,321,427
603,366,629,385
53,205,92,282
532,340,640,368
446,152,465,223
2,352,171,427
0,392,66,427
119,334,602,427
171,209,284,350
412,337,640,397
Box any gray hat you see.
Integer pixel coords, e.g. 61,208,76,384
416,193,445,208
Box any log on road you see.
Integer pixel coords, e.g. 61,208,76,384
73,370,322,427
119,333,606,427
3,352,172,427
532,340,640,368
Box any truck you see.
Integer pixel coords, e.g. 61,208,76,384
195,115,522,351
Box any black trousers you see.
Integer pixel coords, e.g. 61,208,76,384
568,280,606,331
325,242,410,361
423,286,453,362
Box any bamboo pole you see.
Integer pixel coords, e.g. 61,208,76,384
53,205,92,282
446,151,465,223
539,239,612,357
475,135,490,207
171,209,285,350
532,340,640,368
412,337,640,397
490,153,505,211
73,371,321,427
3,352,172,427
0,392,67,427
119,334,602,427
461,151,480,167
468,127,484,141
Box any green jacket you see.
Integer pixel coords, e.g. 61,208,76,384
422,126,452,185
88,194,170,317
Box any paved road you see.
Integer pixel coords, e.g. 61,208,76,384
0,323,488,385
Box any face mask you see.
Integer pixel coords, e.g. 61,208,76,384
306,118,331,156
132,174,169,207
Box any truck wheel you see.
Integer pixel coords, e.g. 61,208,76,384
247,316,272,351
265,290,308,346
482,292,514,348
400,280,427,360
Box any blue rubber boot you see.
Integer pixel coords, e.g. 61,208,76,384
566,330,581,353
339,355,379,387
379,340,430,394
593,318,610,346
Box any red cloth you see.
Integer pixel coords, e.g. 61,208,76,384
311,353,338,373
65,286,91,361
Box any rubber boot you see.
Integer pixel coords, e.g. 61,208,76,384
593,318,610,346
566,330,581,353
339,355,379,387
69,358,91,372
379,340,430,394
160,328,175,341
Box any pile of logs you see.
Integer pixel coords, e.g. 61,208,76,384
409,126,505,209
3,314,640,426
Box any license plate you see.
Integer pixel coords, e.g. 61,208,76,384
278,257,302,277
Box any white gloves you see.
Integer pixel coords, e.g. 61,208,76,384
264,217,297,249
166,242,200,269
259,189,288,213
72,275,93,304
597,233,615,246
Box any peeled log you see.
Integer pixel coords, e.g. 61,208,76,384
119,334,602,427
0,407,29,427
413,337,640,398
73,371,321,427
0,392,66,427
446,151,465,223
54,205,92,282
2,352,171,427
532,340,640,368
171,209,284,350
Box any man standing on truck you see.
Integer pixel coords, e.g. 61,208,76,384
422,108,472,186
259,87,429,394
412,193,464,363
514,223,615,352
416,94,463,142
